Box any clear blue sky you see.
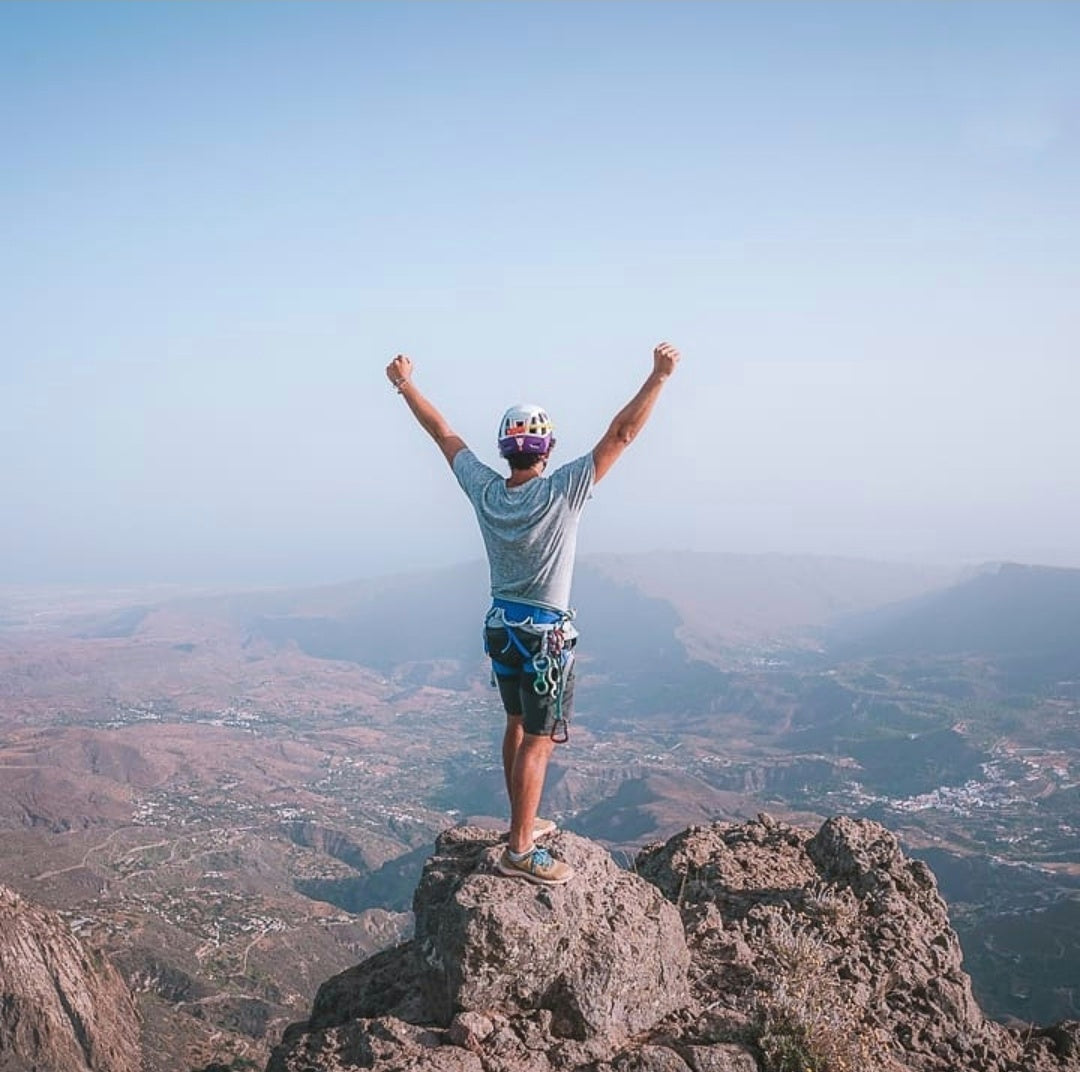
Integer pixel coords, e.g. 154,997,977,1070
2,2,1078,584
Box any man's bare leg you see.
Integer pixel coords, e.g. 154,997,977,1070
502,714,524,802
508,732,555,854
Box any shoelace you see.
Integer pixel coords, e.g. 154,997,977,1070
527,847,554,869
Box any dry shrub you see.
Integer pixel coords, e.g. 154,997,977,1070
752,914,884,1072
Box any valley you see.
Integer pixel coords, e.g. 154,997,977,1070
1,554,1077,1068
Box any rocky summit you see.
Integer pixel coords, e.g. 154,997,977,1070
266,817,1079,1072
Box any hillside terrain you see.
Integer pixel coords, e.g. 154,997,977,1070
0,554,1077,1067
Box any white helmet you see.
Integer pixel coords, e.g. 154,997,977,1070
497,403,555,457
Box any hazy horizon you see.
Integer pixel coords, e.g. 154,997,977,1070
2,545,1077,598
4,2,1078,587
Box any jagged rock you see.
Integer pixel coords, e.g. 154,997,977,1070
0,883,140,1072
304,944,430,1030
609,1044,691,1072
269,828,690,1069
636,813,1077,1072
413,827,689,1042
448,1011,497,1051
269,1016,483,1072
268,816,1080,1072
1029,1023,1080,1065
681,1044,758,1072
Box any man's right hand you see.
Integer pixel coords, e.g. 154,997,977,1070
652,342,680,379
386,354,413,388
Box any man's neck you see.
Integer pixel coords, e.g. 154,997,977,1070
506,461,545,488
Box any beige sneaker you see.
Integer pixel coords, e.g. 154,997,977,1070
497,845,574,886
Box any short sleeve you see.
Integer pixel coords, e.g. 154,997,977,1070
453,449,500,504
550,454,595,513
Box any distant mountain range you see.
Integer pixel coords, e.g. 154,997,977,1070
57,552,1080,693
827,562,1080,685
113,551,968,675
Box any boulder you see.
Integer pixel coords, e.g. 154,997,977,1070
636,813,1073,1072
269,827,690,1070
413,827,690,1043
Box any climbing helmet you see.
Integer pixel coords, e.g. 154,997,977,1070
497,403,555,457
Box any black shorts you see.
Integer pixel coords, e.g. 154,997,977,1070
484,626,577,737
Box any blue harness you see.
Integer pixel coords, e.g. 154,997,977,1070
487,598,569,678
492,597,567,626
486,598,575,743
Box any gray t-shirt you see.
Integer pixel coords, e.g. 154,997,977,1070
452,449,595,613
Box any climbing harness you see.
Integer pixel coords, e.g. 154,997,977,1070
485,598,575,743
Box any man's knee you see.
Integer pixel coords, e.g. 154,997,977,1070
519,730,555,755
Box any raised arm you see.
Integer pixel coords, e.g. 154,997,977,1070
386,354,467,467
592,342,680,483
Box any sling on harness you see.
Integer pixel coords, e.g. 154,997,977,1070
485,598,575,743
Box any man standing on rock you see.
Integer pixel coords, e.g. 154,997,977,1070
386,343,680,885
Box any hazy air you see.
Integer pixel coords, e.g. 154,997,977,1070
2,2,1078,585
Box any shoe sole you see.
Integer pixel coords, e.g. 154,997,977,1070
496,859,573,887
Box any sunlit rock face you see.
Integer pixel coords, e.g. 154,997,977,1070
0,883,141,1072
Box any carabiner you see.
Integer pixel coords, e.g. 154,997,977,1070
532,654,552,695
544,661,560,695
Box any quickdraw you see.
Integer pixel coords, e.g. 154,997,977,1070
531,625,565,696
539,626,571,742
